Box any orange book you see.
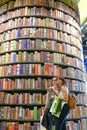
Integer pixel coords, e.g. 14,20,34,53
38,94,42,104
27,109,31,120
34,64,38,75
29,0,34,5
23,17,27,26
58,43,62,52
38,0,42,5
56,67,61,76
75,107,80,117
45,79,49,89
8,122,12,130
4,79,9,90
44,64,49,75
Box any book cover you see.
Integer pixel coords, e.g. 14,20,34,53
34,106,38,120
48,64,54,75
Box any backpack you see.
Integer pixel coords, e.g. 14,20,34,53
68,93,76,109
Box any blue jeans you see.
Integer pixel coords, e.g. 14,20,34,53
47,103,70,130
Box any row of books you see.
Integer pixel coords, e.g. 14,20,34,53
0,6,80,32
77,94,87,105
56,1,79,23
66,119,87,130
0,28,81,49
0,39,83,58
0,106,85,121
0,78,85,91
68,106,85,118
0,106,40,120
0,16,81,39
0,105,86,120
1,119,86,130
0,51,84,70
0,92,46,104
0,78,51,90
0,122,40,130
14,0,79,11
66,79,85,92
0,92,87,105
0,64,84,80
0,0,79,18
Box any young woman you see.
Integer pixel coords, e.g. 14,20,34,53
43,77,70,130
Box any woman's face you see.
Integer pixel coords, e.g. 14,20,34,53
57,79,63,87
52,78,58,85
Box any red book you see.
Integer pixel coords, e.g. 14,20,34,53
26,108,30,119
3,66,7,76
49,29,53,38
48,64,54,75
12,64,17,75
15,123,19,130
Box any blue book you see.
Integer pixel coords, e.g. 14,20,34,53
27,39,30,49
20,64,23,74
13,52,16,62
58,20,60,29
23,39,27,49
17,28,21,38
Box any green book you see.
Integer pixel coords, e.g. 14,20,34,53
46,18,49,27
18,51,22,62
12,40,17,50
4,107,7,119
34,106,38,120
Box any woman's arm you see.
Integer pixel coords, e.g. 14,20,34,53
60,86,68,102
45,90,50,108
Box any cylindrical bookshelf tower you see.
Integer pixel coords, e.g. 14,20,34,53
0,0,86,129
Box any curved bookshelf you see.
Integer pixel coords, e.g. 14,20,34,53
0,48,84,65
0,13,81,36
0,25,82,43
0,37,82,53
0,0,86,130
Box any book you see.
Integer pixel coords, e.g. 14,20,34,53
34,107,38,120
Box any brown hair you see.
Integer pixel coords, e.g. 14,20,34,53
59,77,65,85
